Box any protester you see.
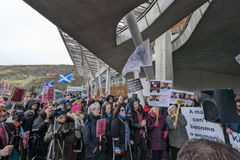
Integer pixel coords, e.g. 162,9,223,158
111,104,131,160
128,98,148,160
166,105,188,160
226,96,240,134
30,103,54,159
44,107,75,160
147,106,167,160
177,139,240,160
69,104,85,159
0,104,15,159
82,102,105,160
101,102,113,159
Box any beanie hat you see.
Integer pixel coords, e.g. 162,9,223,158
54,108,67,118
71,105,81,113
168,105,177,115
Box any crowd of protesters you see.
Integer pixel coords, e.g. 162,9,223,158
0,92,239,160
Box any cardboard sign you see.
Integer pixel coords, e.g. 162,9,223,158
96,118,106,137
181,107,225,142
127,78,143,93
149,80,172,107
42,86,54,103
229,131,240,151
10,87,26,103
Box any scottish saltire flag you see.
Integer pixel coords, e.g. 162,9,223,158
41,80,55,87
58,73,74,84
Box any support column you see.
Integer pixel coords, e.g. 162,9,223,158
125,11,155,80
125,11,154,105
154,30,173,80
105,67,111,96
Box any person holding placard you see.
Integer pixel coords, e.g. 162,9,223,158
82,102,105,160
147,106,167,160
166,105,188,160
111,104,131,160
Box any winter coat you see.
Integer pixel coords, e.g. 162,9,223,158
147,112,167,150
44,120,75,160
166,113,188,148
129,109,146,144
82,114,101,158
110,117,127,151
0,122,16,160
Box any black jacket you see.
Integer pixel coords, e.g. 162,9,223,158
110,117,127,151
82,114,101,158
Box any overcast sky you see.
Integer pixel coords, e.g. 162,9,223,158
0,0,73,65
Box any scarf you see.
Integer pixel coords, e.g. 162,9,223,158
118,115,130,151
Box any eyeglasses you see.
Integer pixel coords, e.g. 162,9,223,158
120,109,125,112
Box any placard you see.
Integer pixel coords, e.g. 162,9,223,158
96,118,106,137
171,90,194,106
127,78,143,93
229,131,240,151
42,86,54,103
149,80,172,107
9,87,26,103
181,107,225,142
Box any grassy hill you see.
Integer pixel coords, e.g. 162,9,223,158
0,65,85,93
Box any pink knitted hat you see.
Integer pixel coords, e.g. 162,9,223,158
71,105,81,113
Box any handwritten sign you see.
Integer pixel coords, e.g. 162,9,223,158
10,87,26,103
96,118,106,137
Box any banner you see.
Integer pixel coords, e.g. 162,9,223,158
9,87,26,103
229,131,240,151
122,39,152,76
96,118,106,137
42,86,54,103
126,78,143,93
171,90,194,106
149,80,172,107
181,107,225,142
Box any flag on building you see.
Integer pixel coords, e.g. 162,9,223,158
122,39,152,76
58,73,74,84
41,80,55,87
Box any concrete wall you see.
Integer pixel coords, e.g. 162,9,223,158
174,69,240,94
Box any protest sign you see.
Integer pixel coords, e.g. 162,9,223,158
229,131,240,151
170,90,194,106
9,87,26,103
42,86,54,103
96,118,106,137
181,107,225,142
22,131,30,149
149,80,172,107
235,54,240,64
127,78,143,93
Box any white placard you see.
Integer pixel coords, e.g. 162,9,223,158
181,107,225,142
229,131,240,151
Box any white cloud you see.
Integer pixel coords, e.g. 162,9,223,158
0,0,73,65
